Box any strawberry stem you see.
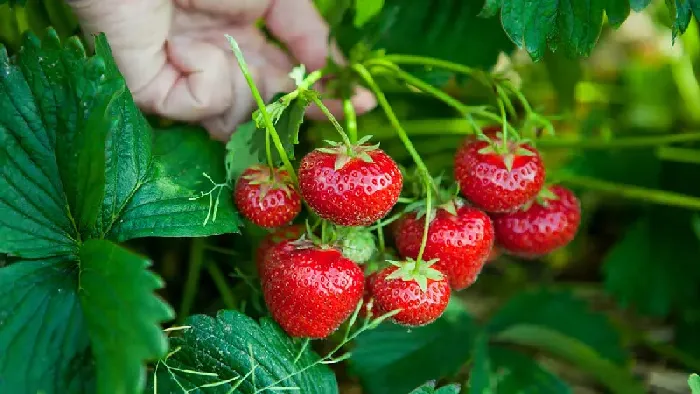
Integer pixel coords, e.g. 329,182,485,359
227,35,297,184
310,94,354,150
265,129,275,174
416,179,432,264
343,98,359,144
353,64,438,196
365,59,520,138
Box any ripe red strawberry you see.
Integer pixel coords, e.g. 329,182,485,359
394,200,495,290
298,141,402,226
492,185,581,258
234,165,301,228
262,240,364,338
454,134,545,213
255,225,305,277
371,260,451,326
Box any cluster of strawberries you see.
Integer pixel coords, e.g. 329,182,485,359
234,126,581,339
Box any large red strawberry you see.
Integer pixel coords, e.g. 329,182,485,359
298,140,402,226
370,260,451,326
394,199,494,290
492,185,581,258
262,240,364,338
234,165,301,228
454,134,545,213
255,225,305,277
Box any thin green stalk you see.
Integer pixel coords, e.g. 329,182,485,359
206,262,237,310
416,182,431,262
656,146,700,165
226,35,297,183
382,54,481,81
343,98,359,143
283,69,325,101
562,175,700,211
321,220,329,244
265,128,274,170
310,95,353,147
352,64,437,193
367,60,518,136
179,238,205,323
388,118,700,149
376,220,386,254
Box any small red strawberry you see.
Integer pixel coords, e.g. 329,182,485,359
454,133,545,213
255,225,305,277
493,185,581,258
234,165,301,228
394,199,494,290
371,259,451,326
262,239,364,338
298,138,403,226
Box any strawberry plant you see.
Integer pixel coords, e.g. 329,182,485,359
3,0,700,393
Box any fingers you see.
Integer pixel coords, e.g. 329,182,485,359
202,39,296,141
143,38,232,120
66,0,172,92
264,0,334,71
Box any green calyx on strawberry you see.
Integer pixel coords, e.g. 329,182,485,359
315,134,380,171
403,177,465,224
384,257,444,293
520,184,560,211
240,164,296,201
475,132,537,172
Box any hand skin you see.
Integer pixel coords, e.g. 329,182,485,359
66,0,377,141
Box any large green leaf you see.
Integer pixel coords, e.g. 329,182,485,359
0,31,82,258
91,34,154,238
107,126,241,240
486,346,571,393
487,289,629,365
668,0,700,40
0,241,173,394
493,325,645,394
79,239,174,394
149,310,338,393
478,0,634,60
350,300,477,394
603,209,700,317
0,259,93,393
335,0,513,71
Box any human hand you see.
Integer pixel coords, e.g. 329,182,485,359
67,0,377,141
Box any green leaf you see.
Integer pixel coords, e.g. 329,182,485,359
409,381,461,394
467,334,491,394
468,341,572,394
350,300,477,394
225,94,308,180
107,126,241,241
487,289,629,364
667,0,700,41
0,259,94,393
91,34,154,238
336,0,513,72
487,346,572,393
0,32,83,258
603,209,700,317
480,0,642,60
79,239,174,394
354,0,384,27
689,373,700,394
493,325,645,394
149,310,338,393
